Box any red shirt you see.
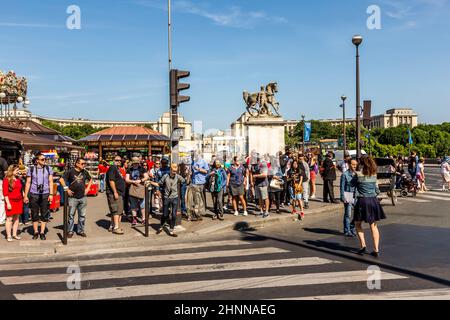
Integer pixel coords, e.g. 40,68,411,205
146,160,154,170
2,178,23,201
119,167,126,178
98,164,109,174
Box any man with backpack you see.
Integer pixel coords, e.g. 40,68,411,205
208,160,228,220
24,153,54,240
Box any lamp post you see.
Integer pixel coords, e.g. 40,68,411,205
301,114,306,153
340,95,347,155
352,34,363,160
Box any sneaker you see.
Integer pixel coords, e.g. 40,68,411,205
6,237,13,242
234,211,239,216
300,212,305,219
108,225,114,232
243,211,248,216
262,212,270,218
169,229,178,237
304,202,309,209
68,232,74,239
131,218,137,226
112,228,124,235
33,233,39,240
39,233,46,241
310,194,316,199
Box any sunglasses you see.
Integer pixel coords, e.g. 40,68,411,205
38,158,45,161
114,159,122,162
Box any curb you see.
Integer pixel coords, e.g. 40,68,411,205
0,203,341,259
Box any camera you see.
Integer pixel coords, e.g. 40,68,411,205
37,184,44,194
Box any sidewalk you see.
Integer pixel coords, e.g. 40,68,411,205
0,181,341,259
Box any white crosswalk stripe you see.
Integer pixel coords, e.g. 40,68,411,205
276,288,450,300
400,198,431,203
14,270,407,300
417,194,450,201
0,240,413,300
0,257,340,285
0,247,288,271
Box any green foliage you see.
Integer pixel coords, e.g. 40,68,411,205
286,120,450,158
41,120,107,140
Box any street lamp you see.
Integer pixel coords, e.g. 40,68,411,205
340,95,347,155
352,34,363,160
301,114,306,153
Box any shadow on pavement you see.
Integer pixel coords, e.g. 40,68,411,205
303,227,343,236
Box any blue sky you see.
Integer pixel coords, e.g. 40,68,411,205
1,0,449,130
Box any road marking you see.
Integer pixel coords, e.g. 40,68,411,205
422,191,450,197
401,198,431,203
0,257,340,285
417,194,450,201
0,247,288,272
276,288,450,300
14,270,406,300
70,240,252,257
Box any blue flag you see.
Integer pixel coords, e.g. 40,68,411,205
408,128,413,145
304,122,312,142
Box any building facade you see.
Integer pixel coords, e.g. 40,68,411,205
7,108,193,141
369,108,418,129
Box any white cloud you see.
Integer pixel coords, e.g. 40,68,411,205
135,0,288,28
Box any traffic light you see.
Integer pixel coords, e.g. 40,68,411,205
170,69,190,107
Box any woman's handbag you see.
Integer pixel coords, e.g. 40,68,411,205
129,183,145,199
269,178,284,191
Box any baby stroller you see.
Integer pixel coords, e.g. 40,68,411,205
399,174,418,197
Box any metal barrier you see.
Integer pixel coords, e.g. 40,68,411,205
62,190,69,245
144,184,152,237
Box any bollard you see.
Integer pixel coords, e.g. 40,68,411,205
62,190,68,245
145,184,151,237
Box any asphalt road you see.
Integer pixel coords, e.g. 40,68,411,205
0,166,448,300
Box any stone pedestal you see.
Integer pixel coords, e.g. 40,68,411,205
246,116,285,156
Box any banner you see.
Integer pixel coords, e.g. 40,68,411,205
304,122,312,142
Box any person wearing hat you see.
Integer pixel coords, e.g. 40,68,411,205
125,157,149,226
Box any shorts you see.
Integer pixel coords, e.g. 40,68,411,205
107,192,124,216
293,194,303,201
29,193,50,222
255,186,269,200
129,196,145,211
231,184,245,196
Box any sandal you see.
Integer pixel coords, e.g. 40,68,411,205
12,235,22,240
6,237,13,242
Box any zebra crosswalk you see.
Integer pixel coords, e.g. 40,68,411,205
398,190,450,204
0,239,447,300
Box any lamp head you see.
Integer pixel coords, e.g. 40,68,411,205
352,35,363,47
341,95,347,102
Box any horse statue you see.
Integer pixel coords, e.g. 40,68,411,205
243,82,281,117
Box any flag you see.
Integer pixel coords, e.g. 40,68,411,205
304,122,312,142
408,128,413,145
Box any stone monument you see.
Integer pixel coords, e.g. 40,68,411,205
232,82,285,156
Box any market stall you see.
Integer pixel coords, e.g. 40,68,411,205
78,126,170,162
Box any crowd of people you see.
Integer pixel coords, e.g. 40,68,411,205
1,149,448,248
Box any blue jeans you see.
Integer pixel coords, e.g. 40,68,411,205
99,174,105,193
344,203,356,235
180,183,187,214
68,197,88,233
21,203,30,223
161,197,178,230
